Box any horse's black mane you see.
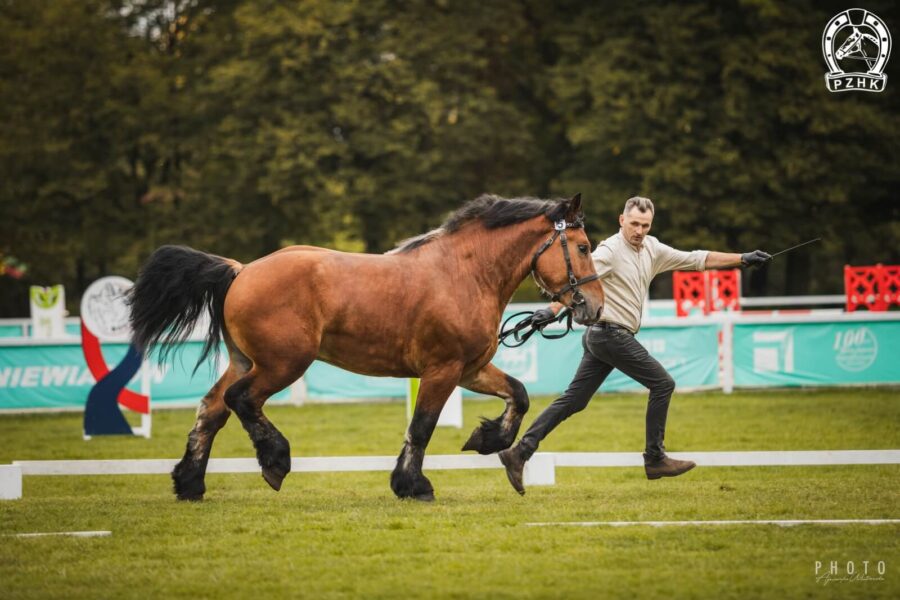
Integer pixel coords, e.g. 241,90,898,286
390,194,568,254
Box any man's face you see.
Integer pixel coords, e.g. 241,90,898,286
619,208,653,247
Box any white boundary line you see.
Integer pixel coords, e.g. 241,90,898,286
526,519,900,528
5,530,112,538
554,450,900,467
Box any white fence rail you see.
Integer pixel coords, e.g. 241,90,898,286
3,450,898,500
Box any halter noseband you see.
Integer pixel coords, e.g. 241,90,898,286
530,217,600,306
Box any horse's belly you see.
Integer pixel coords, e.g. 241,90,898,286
316,336,416,378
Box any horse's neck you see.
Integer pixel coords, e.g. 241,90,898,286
431,219,549,310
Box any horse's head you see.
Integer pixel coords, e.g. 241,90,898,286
532,193,605,325
836,27,862,60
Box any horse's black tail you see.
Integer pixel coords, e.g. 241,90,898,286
127,245,240,373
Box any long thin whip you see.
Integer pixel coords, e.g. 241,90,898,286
769,238,822,259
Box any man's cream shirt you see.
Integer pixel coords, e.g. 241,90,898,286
592,231,708,333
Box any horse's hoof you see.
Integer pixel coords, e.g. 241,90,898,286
172,471,206,501
462,417,509,454
261,466,287,491
461,427,483,452
176,493,204,502
412,492,435,502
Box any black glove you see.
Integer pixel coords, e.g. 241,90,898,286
530,308,557,329
741,250,772,268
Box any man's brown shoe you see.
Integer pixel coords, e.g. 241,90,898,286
498,446,527,495
644,456,696,480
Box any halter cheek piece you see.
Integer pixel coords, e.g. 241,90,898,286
498,217,599,348
530,217,600,306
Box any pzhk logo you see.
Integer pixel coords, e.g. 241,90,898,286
823,8,891,92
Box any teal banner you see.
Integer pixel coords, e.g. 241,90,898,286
4,315,898,411
303,321,720,399
304,362,407,399
733,320,900,387
0,325,23,338
0,341,287,411
0,323,80,338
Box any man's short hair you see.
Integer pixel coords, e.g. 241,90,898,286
623,196,654,216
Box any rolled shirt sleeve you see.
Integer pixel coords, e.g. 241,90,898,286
652,242,709,276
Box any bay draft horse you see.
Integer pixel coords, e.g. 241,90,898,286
128,193,605,501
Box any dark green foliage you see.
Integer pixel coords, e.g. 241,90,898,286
1,1,898,314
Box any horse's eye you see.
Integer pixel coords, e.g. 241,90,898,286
578,244,589,255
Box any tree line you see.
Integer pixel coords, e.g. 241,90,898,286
1,0,898,316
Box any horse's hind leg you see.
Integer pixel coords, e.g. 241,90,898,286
224,360,309,491
459,363,529,455
391,369,461,501
172,358,245,501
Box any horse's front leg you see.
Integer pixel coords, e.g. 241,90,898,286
459,363,529,455
390,369,461,501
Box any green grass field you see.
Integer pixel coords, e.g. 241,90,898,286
1,389,898,599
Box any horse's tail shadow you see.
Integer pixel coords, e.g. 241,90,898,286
127,245,241,373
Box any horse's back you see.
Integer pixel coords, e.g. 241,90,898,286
271,244,330,255
228,246,403,312
224,248,410,357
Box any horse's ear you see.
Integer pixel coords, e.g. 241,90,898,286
567,193,583,219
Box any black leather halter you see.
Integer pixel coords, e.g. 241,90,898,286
530,217,600,306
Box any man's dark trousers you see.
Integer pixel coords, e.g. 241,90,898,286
518,324,676,461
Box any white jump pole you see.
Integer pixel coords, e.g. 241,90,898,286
0,465,23,500
407,379,463,428
133,357,152,439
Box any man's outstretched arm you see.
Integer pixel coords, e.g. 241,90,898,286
706,250,771,269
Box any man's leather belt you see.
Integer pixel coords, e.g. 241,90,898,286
593,321,634,335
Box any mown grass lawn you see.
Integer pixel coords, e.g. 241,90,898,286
1,389,898,599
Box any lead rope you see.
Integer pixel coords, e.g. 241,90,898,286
498,308,574,348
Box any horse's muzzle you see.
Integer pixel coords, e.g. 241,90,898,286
573,302,603,326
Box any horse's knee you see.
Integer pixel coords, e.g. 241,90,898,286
506,374,529,414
